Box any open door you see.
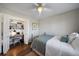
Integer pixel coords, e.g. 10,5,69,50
3,15,10,54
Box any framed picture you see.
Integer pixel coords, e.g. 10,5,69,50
32,23,39,30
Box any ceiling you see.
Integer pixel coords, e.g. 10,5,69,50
0,3,79,19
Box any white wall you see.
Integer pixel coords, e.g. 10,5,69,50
40,9,79,36
28,19,40,42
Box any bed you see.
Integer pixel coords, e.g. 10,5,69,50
45,36,76,56
45,33,79,56
31,33,79,56
31,34,54,55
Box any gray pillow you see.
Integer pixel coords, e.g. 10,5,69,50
60,35,69,43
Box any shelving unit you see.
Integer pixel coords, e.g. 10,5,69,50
9,19,24,47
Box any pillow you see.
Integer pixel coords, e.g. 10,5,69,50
68,32,79,44
60,35,69,43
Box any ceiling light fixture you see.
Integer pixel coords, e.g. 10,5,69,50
36,3,43,14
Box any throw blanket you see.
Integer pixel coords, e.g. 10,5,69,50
31,35,54,55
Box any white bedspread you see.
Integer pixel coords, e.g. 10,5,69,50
45,36,79,56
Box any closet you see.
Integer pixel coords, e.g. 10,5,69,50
0,13,29,54
9,19,24,48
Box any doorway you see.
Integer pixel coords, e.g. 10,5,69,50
9,19,24,48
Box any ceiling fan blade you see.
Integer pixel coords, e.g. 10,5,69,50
44,8,52,12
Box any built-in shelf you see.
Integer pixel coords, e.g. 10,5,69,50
9,19,24,46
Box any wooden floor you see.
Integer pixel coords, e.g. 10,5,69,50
5,44,38,56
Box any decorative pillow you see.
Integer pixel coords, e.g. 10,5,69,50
60,35,69,43
68,32,79,44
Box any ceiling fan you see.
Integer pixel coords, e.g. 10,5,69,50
34,3,51,14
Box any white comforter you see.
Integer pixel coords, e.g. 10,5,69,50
45,36,79,56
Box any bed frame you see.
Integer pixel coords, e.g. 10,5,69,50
32,49,44,56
